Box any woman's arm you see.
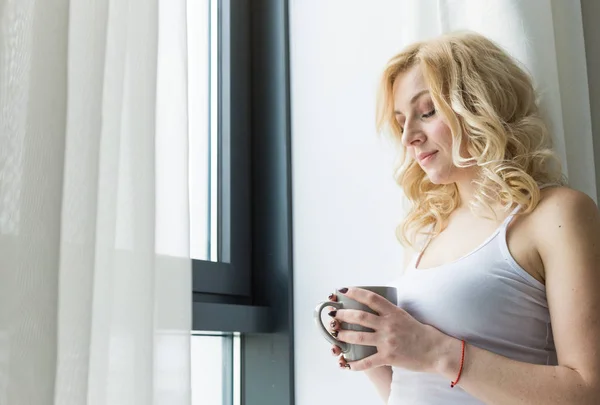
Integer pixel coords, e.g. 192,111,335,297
364,366,392,403
433,188,600,404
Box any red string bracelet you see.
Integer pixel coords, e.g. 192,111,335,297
450,340,466,388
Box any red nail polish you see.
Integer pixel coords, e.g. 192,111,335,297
331,348,336,356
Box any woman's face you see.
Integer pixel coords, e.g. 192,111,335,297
393,66,472,185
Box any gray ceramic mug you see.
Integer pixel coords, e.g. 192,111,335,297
313,286,398,361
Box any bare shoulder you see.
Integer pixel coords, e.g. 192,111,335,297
530,186,600,258
530,186,599,226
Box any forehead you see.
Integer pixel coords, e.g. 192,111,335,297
392,66,428,112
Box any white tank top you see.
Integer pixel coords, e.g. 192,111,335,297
388,201,557,404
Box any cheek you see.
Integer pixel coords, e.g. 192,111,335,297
428,120,453,148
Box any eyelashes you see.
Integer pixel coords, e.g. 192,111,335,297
421,108,436,118
398,109,436,133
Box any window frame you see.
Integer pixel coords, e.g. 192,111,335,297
192,0,251,298
192,0,295,404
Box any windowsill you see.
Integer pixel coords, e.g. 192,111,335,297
192,301,272,333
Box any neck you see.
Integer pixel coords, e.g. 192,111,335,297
454,168,480,208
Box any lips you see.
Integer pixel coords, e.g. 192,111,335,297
417,151,438,164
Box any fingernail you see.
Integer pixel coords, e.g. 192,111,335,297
339,288,348,294
330,320,337,328
338,362,345,368
328,293,335,300
345,364,351,369
331,348,336,356
328,310,337,317
331,331,338,338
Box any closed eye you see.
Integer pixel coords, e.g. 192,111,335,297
421,109,436,119
396,108,434,133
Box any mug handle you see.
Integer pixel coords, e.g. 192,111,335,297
313,300,349,352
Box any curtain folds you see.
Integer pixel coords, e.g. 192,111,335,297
0,0,192,404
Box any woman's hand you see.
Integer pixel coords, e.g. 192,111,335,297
325,293,352,369
329,287,448,372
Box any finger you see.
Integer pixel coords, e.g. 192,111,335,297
336,329,377,346
334,309,379,329
339,288,395,314
345,353,385,372
331,344,342,357
326,293,338,312
338,354,350,370
328,318,341,334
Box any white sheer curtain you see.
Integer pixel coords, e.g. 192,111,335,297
0,0,192,404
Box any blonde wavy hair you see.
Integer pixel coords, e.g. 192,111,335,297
376,31,565,247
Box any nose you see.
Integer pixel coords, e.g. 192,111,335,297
401,119,425,147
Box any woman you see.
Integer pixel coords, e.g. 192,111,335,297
326,32,600,404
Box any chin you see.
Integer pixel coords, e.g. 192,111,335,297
423,163,461,185
424,170,449,185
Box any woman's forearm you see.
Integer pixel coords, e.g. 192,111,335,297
435,337,599,405
365,365,392,403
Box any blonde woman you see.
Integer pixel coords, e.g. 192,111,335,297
326,32,600,404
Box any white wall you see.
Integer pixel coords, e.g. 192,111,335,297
289,2,408,404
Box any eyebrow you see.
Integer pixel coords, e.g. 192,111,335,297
393,89,430,115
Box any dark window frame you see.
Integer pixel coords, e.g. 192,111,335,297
192,0,251,298
192,1,295,404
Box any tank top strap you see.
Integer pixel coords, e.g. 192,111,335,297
501,183,559,229
539,182,561,190
500,204,522,229
413,183,561,268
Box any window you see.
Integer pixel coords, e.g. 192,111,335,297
191,0,251,299
191,333,240,405
190,0,295,404
188,0,213,263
